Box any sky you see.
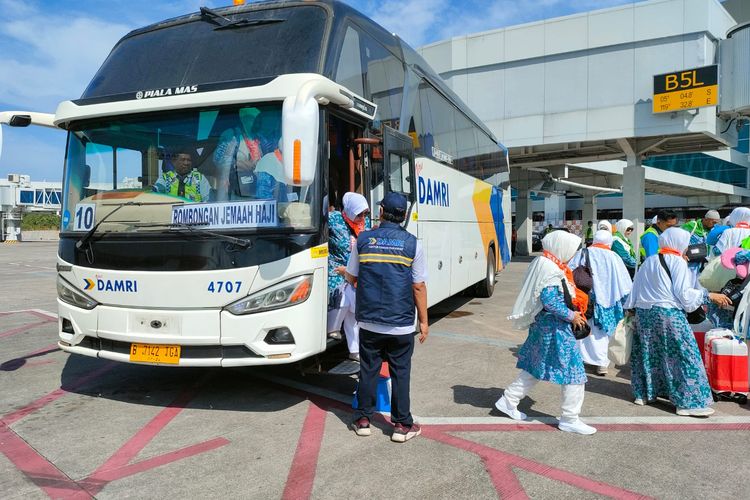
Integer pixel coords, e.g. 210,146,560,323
0,0,635,182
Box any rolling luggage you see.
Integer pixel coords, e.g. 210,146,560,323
703,330,748,403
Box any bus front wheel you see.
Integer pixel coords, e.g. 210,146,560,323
474,248,496,298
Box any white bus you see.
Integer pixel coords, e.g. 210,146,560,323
0,1,510,367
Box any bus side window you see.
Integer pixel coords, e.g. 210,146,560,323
388,153,411,195
334,26,365,97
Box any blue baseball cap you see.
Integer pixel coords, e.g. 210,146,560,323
379,192,408,215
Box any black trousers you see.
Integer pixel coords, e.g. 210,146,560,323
353,329,415,425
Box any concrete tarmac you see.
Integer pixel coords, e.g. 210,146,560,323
1,242,748,499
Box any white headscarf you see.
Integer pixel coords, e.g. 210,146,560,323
570,230,632,308
715,207,750,254
728,207,750,227
615,219,633,236
508,231,581,329
342,192,369,219
593,229,613,247
625,227,704,311
598,220,612,232
659,227,691,253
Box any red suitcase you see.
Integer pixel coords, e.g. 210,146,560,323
704,333,749,398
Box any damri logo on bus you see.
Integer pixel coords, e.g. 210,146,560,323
418,177,450,207
83,278,138,292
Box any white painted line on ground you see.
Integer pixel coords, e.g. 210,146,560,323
257,372,750,425
417,415,750,425
1,308,58,319
430,330,519,349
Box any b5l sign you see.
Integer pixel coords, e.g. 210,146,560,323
653,65,718,113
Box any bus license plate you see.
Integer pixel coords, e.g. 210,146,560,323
129,343,181,364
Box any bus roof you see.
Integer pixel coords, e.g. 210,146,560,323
82,0,501,146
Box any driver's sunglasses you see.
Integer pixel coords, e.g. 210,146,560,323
626,227,634,232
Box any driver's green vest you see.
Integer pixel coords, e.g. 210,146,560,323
162,170,204,202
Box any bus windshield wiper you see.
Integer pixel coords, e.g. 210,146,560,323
135,222,252,249
213,18,285,31
76,201,182,264
76,201,174,250
170,223,252,248
199,6,283,30
199,6,231,25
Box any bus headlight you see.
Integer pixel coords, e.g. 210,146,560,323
226,275,313,315
57,276,98,310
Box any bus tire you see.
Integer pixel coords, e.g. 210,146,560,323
474,247,496,298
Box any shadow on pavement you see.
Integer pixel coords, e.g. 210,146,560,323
428,294,475,323
451,384,556,420
60,354,315,413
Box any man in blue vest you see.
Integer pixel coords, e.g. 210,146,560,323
346,192,428,442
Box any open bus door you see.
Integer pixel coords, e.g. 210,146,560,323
381,126,416,234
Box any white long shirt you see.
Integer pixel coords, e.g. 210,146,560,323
625,253,706,312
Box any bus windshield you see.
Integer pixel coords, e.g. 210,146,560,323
61,103,320,235
81,4,328,100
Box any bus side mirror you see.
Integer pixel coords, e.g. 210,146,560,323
282,96,318,186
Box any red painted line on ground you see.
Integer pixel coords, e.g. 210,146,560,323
281,402,328,500
90,387,199,474
1,343,60,372
2,362,115,426
20,343,60,358
424,429,652,500
24,359,56,368
83,437,230,486
480,455,529,500
0,423,92,499
0,320,52,339
23,310,58,321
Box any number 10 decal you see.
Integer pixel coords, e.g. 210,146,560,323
73,203,96,231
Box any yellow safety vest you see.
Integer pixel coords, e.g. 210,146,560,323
639,226,658,259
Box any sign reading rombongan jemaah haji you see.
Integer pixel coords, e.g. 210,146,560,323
653,65,718,113
171,200,277,229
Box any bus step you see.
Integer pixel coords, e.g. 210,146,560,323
327,359,360,376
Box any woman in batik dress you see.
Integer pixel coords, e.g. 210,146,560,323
499,231,597,435
326,192,370,360
626,227,731,416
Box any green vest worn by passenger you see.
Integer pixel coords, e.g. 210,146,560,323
639,226,659,260
159,170,205,202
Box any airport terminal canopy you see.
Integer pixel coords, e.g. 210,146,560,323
419,0,748,201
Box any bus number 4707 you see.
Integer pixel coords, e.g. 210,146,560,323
207,281,242,293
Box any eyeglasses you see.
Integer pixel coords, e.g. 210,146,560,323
626,228,634,232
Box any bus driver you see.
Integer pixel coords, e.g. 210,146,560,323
153,151,211,202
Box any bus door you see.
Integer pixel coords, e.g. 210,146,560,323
381,126,417,235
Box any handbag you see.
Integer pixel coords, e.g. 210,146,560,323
658,253,707,324
572,248,594,294
560,278,591,340
720,276,750,308
608,316,634,366
685,243,707,263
